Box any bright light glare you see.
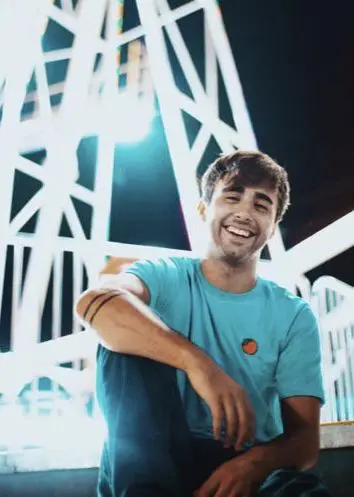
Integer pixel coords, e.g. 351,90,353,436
92,94,155,144
0,0,49,74
0,403,104,450
0,387,105,464
0,358,105,458
115,99,154,143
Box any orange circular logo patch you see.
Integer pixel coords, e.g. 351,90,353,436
241,339,258,355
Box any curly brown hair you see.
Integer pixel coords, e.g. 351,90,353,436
199,150,291,222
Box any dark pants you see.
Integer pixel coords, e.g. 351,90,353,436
96,349,333,497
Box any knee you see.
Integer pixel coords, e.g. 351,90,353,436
261,468,330,495
109,444,182,497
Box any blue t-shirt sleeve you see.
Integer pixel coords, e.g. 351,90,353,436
125,258,177,314
275,303,325,405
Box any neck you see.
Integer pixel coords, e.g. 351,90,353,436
201,256,258,294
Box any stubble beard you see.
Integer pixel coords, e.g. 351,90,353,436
215,230,264,268
220,246,258,268
208,236,253,268
206,222,267,268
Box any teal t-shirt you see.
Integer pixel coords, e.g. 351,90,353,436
126,256,325,444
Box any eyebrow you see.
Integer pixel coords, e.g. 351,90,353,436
222,185,244,194
254,192,274,205
222,185,274,205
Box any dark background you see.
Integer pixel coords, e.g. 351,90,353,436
221,0,354,285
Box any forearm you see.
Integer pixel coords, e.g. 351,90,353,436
75,288,209,372
242,427,319,481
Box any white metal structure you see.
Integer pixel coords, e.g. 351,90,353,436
313,277,354,423
0,0,353,460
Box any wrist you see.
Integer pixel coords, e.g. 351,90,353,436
180,343,214,374
241,446,275,483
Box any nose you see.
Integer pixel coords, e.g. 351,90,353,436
233,200,253,223
234,211,252,223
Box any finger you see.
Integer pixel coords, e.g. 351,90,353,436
215,482,239,497
210,398,224,441
195,476,220,497
245,403,256,443
223,395,237,448
234,400,255,450
214,486,228,497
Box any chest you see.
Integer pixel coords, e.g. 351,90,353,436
162,283,283,381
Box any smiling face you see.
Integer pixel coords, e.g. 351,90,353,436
199,173,278,267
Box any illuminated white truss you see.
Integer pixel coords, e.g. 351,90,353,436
0,0,259,353
0,0,353,451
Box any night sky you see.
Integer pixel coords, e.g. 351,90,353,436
219,1,354,285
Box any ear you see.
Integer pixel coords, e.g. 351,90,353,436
269,222,278,238
197,199,207,221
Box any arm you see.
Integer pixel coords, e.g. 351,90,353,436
243,304,323,477
194,396,320,497
231,302,324,480
240,396,320,480
75,271,207,371
75,261,255,448
195,302,324,496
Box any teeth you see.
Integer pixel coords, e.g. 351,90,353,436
225,226,252,238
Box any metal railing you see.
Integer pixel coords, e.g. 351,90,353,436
312,276,354,423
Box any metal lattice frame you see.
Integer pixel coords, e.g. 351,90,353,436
0,0,353,423
0,0,259,352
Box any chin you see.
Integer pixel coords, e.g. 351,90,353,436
220,252,249,267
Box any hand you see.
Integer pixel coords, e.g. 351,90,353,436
193,455,263,497
185,357,255,450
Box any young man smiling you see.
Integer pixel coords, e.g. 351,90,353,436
76,150,332,497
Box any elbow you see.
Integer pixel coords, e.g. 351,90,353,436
301,452,319,472
74,288,126,353
308,429,321,468
74,286,130,324
308,444,320,469
300,438,320,471
75,288,119,327
74,289,96,323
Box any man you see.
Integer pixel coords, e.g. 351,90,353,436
76,150,332,497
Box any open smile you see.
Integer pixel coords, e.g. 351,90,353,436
223,225,256,240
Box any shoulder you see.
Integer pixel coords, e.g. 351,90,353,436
126,256,198,274
261,281,321,355
260,278,315,326
125,256,199,306
126,257,195,292
261,278,308,308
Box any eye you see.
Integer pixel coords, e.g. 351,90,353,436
225,195,240,202
255,203,268,212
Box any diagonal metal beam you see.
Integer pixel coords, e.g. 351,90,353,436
136,0,202,250
13,0,108,351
